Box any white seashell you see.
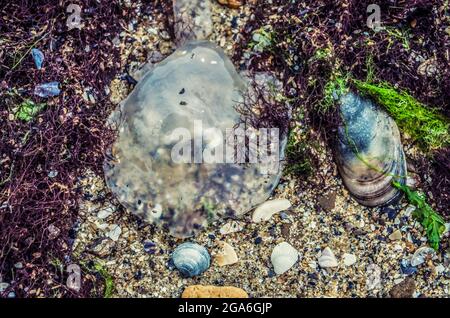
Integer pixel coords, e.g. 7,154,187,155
318,247,338,268
270,242,298,275
219,221,244,235
342,253,357,266
410,246,436,267
215,241,238,266
172,242,210,277
252,199,292,223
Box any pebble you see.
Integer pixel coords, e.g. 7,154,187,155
252,199,292,223
215,241,238,266
318,247,338,268
34,82,61,98
389,277,415,298
47,224,60,240
0,282,10,292
97,206,115,219
106,224,122,241
88,238,115,258
410,246,436,267
342,253,357,266
217,0,242,9
435,264,445,274
389,230,402,241
143,241,157,254
31,48,44,70
400,260,418,276
318,192,336,212
270,242,298,275
366,264,382,290
182,285,248,298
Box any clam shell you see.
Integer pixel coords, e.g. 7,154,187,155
270,242,298,275
172,242,210,277
336,93,407,207
318,247,338,268
252,199,292,223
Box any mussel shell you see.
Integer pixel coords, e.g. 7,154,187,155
336,93,407,207
171,242,210,277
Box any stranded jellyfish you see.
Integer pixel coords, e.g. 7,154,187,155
104,41,286,237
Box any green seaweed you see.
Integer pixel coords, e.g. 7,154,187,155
15,99,46,122
353,80,450,151
201,198,216,224
392,181,446,250
249,26,275,53
93,263,115,298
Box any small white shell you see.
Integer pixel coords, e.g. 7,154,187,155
318,247,338,268
215,241,238,266
252,199,292,223
270,242,298,275
410,246,436,267
219,221,244,235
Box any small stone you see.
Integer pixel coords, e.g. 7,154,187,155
97,206,115,219
47,224,60,240
343,253,357,266
400,260,418,276
318,247,338,268
217,0,242,9
389,277,415,298
88,238,115,258
14,262,23,269
366,264,381,290
143,241,157,254
318,192,336,212
48,170,58,178
106,224,121,241
252,199,292,223
182,285,248,298
0,282,10,292
389,230,402,241
410,246,436,267
215,241,238,266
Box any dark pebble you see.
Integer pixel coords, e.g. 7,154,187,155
134,270,143,280
383,206,398,220
401,264,418,276
254,237,262,244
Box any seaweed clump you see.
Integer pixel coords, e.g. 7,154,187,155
354,80,450,152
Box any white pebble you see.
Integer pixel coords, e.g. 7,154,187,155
343,253,357,266
107,224,122,241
